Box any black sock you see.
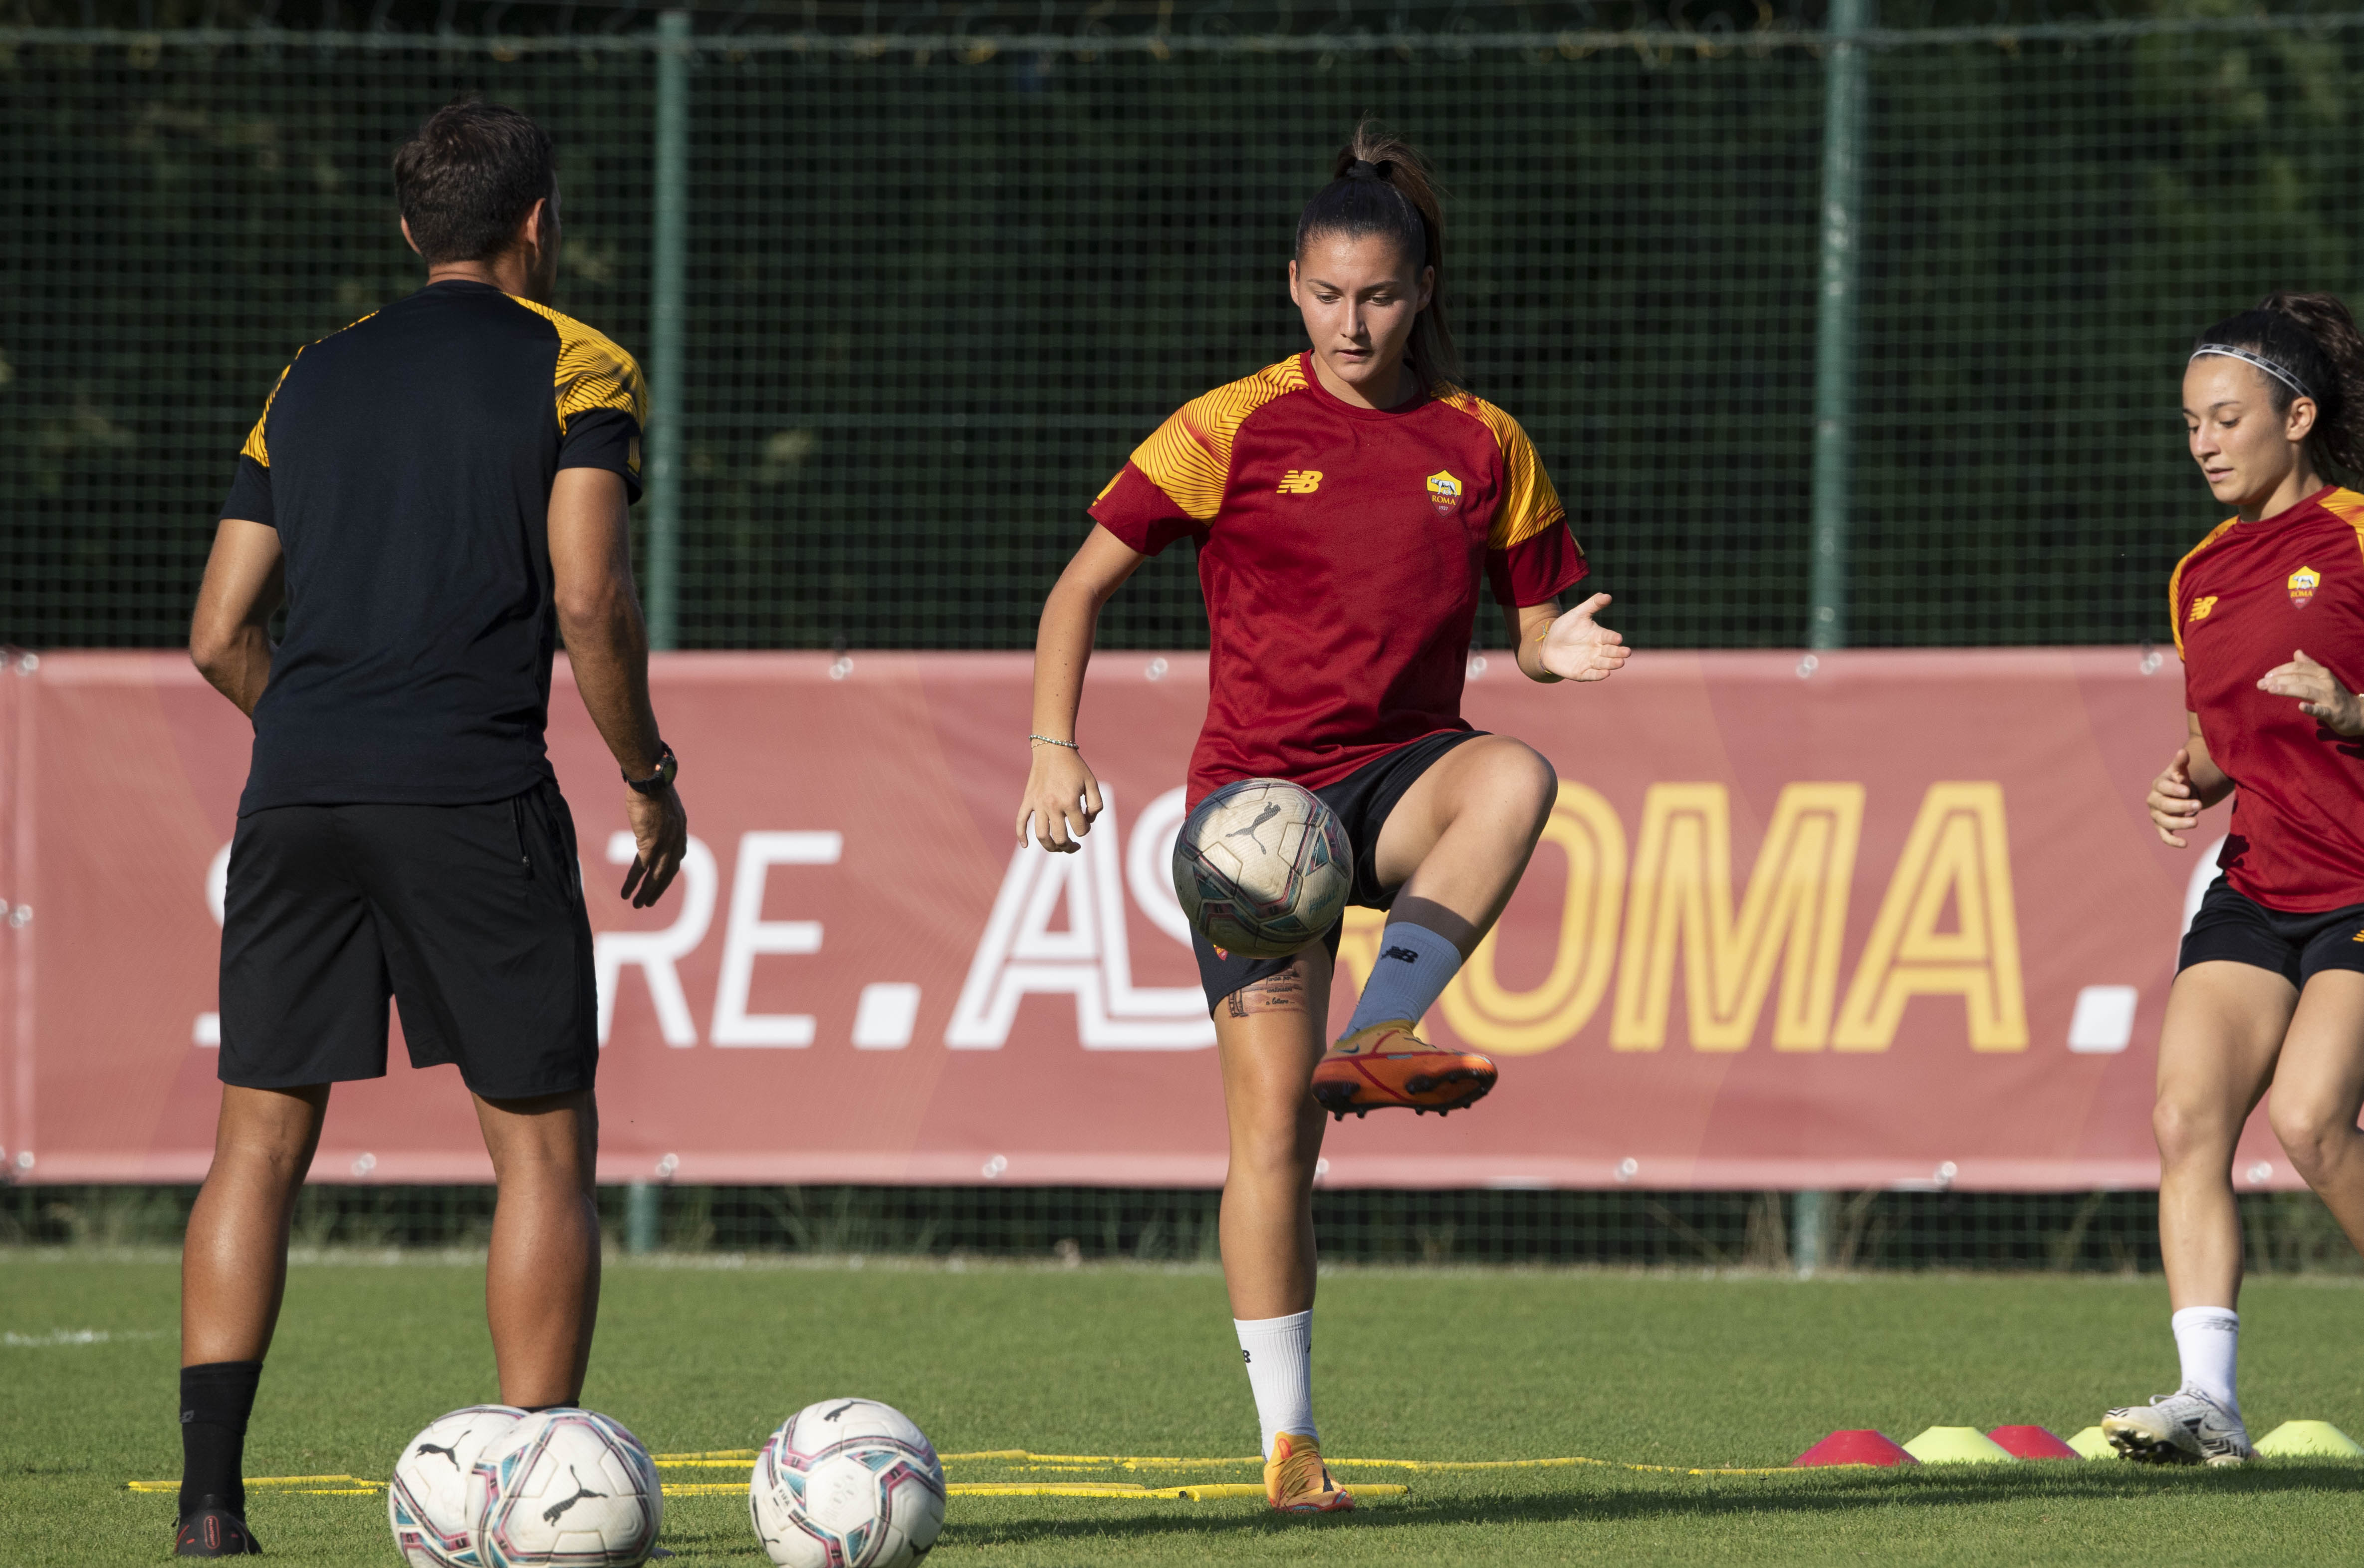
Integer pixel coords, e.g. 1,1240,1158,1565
520,1403,574,1413
179,1361,262,1519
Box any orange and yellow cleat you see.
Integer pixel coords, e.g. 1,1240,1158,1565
1311,1020,1497,1120
1265,1431,1355,1513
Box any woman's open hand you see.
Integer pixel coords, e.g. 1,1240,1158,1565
1537,592,1631,682
1015,743,1103,853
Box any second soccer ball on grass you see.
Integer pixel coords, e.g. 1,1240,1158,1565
467,1408,663,1568
749,1397,946,1568
1172,777,1353,958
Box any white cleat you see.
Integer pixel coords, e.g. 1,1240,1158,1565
2102,1386,2257,1466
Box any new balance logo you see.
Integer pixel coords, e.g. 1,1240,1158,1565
2351,926,2364,943
1277,469,1323,494
1382,945,1421,963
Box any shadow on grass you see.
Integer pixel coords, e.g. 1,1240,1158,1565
939,1463,2364,1547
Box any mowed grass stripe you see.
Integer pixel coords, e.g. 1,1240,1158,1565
4,1258,2364,1565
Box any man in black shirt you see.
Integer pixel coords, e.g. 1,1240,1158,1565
173,100,688,1557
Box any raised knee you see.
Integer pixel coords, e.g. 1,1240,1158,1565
1488,739,1559,827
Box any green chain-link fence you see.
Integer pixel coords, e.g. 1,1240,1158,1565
11,2,2364,653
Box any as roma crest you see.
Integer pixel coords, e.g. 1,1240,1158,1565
1425,469,1463,514
2290,566,2322,609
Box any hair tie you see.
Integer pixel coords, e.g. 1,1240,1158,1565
2192,344,2314,402
1346,158,1393,182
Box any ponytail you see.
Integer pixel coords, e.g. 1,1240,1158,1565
2193,291,2364,477
1293,123,1462,391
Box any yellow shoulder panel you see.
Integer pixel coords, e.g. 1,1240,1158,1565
1126,359,1308,521
236,312,377,466
507,296,648,434
1438,393,1573,551
2167,516,2241,659
238,365,291,467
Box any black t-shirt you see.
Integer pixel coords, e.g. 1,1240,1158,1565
221,280,645,814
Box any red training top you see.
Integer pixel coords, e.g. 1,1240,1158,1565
2171,484,2364,910
1091,354,1586,803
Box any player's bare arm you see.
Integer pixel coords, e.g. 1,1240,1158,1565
1016,523,1145,853
550,465,687,907
1512,592,1629,684
2257,648,2364,735
188,518,285,718
2149,710,2233,847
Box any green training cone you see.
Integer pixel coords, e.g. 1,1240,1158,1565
2066,1425,2115,1460
2255,1420,2364,1458
1902,1426,2017,1464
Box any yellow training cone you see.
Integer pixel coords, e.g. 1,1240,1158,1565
2065,1426,2115,1460
1901,1426,2017,1464
2255,1420,2364,1458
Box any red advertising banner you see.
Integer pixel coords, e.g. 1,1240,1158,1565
0,648,2287,1191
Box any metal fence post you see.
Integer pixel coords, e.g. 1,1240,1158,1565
1792,1189,1829,1275
1809,0,1870,651
644,9,690,651
625,1179,661,1255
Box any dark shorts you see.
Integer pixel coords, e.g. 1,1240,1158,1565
218,781,598,1099
1191,728,1485,1012
2178,876,2364,991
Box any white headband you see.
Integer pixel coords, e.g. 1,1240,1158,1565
2191,344,2314,402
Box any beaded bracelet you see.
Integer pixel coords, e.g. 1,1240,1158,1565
1029,734,1079,749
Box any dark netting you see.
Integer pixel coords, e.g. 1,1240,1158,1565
13,7,2359,653
12,1183,2364,1273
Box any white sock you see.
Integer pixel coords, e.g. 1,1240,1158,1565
1233,1311,1315,1460
1344,920,1462,1036
2171,1306,2241,1416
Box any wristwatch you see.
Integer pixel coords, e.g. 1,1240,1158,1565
624,742,678,794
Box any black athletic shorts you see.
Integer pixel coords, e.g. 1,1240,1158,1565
2178,875,2364,991
218,780,598,1099
1191,728,1485,1012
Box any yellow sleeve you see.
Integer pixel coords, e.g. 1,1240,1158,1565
508,296,649,435
1451,396,1570,550
1122,358,1308,521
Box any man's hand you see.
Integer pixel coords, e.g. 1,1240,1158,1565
2258,649,2364,736
2147,747,2203,848
620,782,687,906
1535,592,1631,682
1015,744,1102,853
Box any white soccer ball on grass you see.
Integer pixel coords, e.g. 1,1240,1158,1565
748,1397,946,1568
467,1407,662,1568
389,1404,526,1568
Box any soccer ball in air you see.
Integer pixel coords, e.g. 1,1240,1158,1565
1172,777,1353,958
389,1405,525,1567
748,1397,946,1568
467,1408,662,1568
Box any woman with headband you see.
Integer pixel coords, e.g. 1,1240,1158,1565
2111,292,2364,1464
1013,126,1628,1511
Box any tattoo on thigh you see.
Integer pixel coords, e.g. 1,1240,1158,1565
1227,961,1310,1017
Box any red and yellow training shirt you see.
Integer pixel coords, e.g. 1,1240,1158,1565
1091,354,1586,803
2172,484,2364,910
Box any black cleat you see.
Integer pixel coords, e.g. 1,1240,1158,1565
175,1498,262,1556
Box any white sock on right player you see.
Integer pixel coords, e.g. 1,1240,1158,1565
2171,1305,2241,1415
1234,1310,1316,1460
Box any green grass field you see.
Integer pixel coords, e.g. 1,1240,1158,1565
5,1253,2364,1566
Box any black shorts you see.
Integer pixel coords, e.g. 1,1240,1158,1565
2178,876,2364,991
1191,729,1485,1012
218,781,598,1099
